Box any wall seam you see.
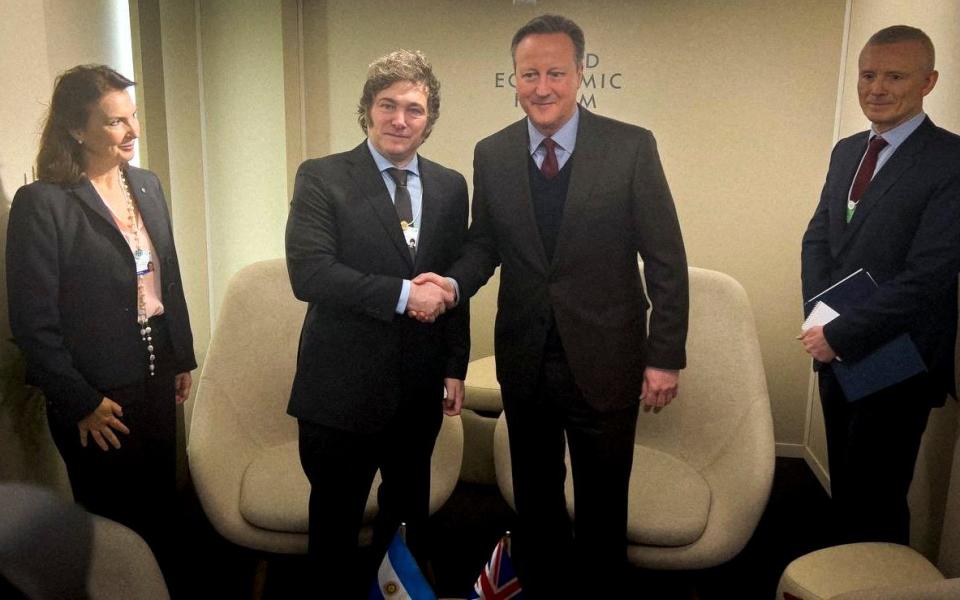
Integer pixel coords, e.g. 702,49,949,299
804,0,854,463
831,0,854,144
194,0,215,333
298,0,307,162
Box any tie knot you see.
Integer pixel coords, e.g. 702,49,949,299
868,136,888,152
542,138,557,152
386,167,408,187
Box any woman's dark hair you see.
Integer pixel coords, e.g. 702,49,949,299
36,64,135,184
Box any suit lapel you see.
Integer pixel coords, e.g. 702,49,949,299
837,120,931,254
552,109,601,270
828,135,866,257
416,158,442,269
125,168,172,260
348,143,414,268
499,119,549,271
70,178,120,233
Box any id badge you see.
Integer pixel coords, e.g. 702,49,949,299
403,225,419,253
134,248,153,275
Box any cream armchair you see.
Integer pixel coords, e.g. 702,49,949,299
188,259,463,554
493,266,776,569
777,369,960,600
777,542,960,599
0,483,169,600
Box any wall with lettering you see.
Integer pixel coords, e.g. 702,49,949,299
494,52,623,109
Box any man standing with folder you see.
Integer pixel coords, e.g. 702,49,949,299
800,25,960,545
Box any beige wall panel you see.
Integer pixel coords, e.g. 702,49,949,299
940,404,960,577
199,0,289,322
910,400,959,561
42,0,132,78
159,0,212,369
282,0,305,187
300,0,330,160
0,0,49,196
307,0,846,445
805,377,830,489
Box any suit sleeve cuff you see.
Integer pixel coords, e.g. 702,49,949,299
447,277,461,306
395,279,412,314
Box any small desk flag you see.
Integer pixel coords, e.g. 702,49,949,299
467,533,523,599
368,529,436,600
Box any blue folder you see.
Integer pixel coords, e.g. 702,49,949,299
805,269,927,402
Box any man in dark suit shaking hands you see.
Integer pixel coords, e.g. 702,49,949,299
285,50,469,597
801,26,960,546
417,14,688,595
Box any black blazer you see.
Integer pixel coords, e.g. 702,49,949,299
7,167,197,425
285,142,470,433
801,117,960,401
448,108,689,412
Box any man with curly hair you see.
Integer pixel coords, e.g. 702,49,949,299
285,49,469,596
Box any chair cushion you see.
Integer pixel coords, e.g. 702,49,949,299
495,418,711,548
777,542,945,600
624,445,711,547
832,577,960,600
239,441,380,532
238,414,463,533
464,356,502,412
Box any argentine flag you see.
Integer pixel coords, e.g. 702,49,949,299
368,530,436,600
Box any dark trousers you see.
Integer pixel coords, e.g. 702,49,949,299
819,367,938,545
298,396,443,599
48,373,177,589
47,316,178,589
503,348,638,598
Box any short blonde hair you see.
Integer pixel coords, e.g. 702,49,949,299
866,25,935,72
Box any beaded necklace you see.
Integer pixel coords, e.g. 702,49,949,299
118,169,156,376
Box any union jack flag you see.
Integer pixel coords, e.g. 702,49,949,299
467,534,524,599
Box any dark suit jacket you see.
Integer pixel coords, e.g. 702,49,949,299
447,108,689,412
6,167,197,426
801,117,960,402
285,142,470,433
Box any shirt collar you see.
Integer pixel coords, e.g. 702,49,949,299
367,138,420,176
870,111,925,150
527,107,580,155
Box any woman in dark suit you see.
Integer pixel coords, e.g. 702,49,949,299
6,65,195,581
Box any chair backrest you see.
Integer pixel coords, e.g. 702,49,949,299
0,483,169,600
944,284,960,576
192,259,305,450
939,410,960,576
634,266,770,470
87,515,169,600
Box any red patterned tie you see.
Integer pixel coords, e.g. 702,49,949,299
540,138,559,179
849,136,888,204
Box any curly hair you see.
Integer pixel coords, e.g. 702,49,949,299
357,49,440,139
36,64,135,184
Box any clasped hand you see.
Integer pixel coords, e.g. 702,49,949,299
406,272,456,323
798,325,837,362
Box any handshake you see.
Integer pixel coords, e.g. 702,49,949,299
407,272,457,323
